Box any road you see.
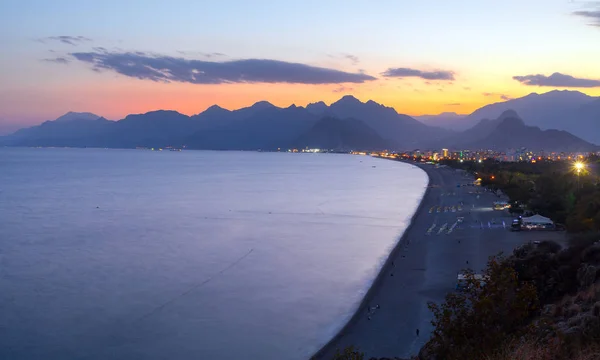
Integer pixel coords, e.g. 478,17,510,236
313,162,565,359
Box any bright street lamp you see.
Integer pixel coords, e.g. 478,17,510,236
574,161,586,189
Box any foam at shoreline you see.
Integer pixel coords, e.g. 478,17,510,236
311,161,431,358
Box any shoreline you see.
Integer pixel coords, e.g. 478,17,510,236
311,160,432,359
311,160,549,359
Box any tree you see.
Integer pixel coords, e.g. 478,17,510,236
330,346,364,360
426,256,538,360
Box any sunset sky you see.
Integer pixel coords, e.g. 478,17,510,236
1,0,600,133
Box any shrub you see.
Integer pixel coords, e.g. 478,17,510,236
426,256,538,360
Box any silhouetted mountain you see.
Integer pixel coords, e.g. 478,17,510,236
309,95,451,148
456,110,598,152
434,110,519,148
6,95,595,151
462,90,600,143
104,110,194,148
293,116,389,151
414,112,468,130
6,112,113,147
54,111,101,122
186,105,318,150
306,101,328,115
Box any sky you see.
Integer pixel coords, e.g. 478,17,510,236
1,0,600,133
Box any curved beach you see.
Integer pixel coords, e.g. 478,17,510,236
313,162,541,359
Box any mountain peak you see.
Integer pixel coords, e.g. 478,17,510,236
334,95,362,105
498,109,521,121
55,111,100,122
206,104,226,111
251,101,275,109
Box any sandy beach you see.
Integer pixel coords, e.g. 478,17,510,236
312,161,565,359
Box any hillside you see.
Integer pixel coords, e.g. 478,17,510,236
461,90,600,144
466,111,598,152
413,112,469,131
436,110,599,152
309,95,451,148
293,116,389,151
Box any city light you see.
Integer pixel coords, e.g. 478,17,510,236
574,161,586,190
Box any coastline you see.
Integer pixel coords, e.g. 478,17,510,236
311,160,542,359
311,160,432,359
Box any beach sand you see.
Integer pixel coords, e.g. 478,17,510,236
312,162,566,359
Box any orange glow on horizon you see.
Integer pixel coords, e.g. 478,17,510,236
4,75,600,127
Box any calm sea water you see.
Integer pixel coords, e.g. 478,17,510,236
0,148,427,360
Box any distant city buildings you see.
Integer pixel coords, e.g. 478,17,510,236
284,146,599,163
356,147,598,164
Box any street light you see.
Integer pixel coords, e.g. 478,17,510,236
574,161,586,189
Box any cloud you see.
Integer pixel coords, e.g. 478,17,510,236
333,85,354,93
573,7,600,27
482,92,513,101
381,67,455,81
463,86,471,91
37,36,92,45
513,72,600,87
41,57,70,64
446,103,461,106
327,53,359,65
70,51,377,84
343,54,359,65
177,50,226,58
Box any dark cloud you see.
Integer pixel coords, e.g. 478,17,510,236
513,72,600,87
333,85,354,93
37,36,92,45
500,95,513,101
381,67,455,81
41,57,70,64
70,51,377,84
573,8,600,27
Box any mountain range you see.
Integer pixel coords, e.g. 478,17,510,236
1,91,599,153
417,90,600,144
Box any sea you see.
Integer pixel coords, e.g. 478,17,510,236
0,148,428,360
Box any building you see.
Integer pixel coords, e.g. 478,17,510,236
442,148,449,158
521,214,554,230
